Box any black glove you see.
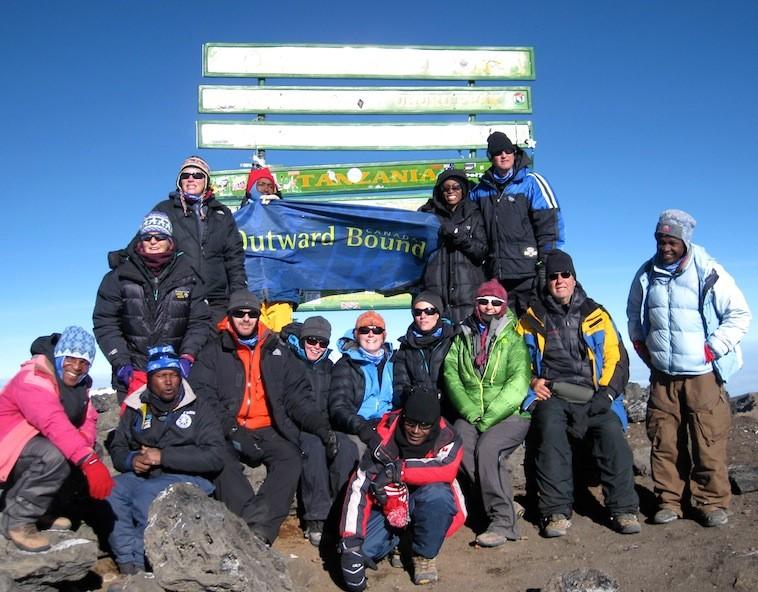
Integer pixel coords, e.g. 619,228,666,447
382,460,402,484
588,388,614,416
357,422,381,452
229,427,265,465
323,430,339,462
369,469,393,507
535,259,547,291
440,220,458,238
340,543,367,592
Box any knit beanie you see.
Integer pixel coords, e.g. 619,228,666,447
355,311,385,330
403,384,441,425
301,316,331,341
486,131,516,158
245,167,277,194
54,326,96,364
146,345,181,374
475,279,508,303
655,209,696,248
545,249,577,279
139,211,173,237
227,289,261,314
412,291,444,315
176,155,211,190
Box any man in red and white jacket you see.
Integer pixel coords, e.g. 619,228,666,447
339,384,465,588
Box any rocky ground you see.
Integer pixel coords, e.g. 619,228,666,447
2,391,756,591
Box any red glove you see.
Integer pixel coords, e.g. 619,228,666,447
632,340,651,367
81,454,115,500
704,343,717,363
383,483,410,528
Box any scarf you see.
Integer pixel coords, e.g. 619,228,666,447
147,385,182,416
408,321,444,348
394,417,440,459
135,241,175,274
360,348,386,366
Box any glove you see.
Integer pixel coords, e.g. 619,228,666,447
439,220,457,238
357,422,381,452
323,430,339,462
704,343,717,363
115,364,134,386
535,259,546,288
632,340,652,367
383,483,410,528
260,194,281,206
80,454,115,500
340,543,367,592
382,460,402,484
179,354,194,378
588,388,614,416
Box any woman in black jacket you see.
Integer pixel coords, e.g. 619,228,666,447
93,211,211,402
418,169,487,324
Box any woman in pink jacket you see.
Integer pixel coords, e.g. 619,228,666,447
0,326,114,552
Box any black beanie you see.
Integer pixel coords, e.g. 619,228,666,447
486,132,516,157
412,291,444,315
545,249,576,279
403,384,441,425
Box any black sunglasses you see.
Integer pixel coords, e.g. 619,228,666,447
230,309,260,319
404,417,434,430
180,171,206,180
476,297,505,307
412,307,439,317
304,336,329,348
140,234,170,243
548,271,573,281
357,326,384,335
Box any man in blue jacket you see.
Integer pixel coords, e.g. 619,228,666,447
470,132,564,317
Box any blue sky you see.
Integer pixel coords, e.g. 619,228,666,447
1,1,756,394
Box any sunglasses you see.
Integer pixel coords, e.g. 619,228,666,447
357,326,384,335
548,271,573,281
304,336,329,348
491,149,515,156
476,297,505,307
412,307,439,317
404,418,434,430
230,309,260,319
442,184,462,192
180,171,206,180
140,234,170,243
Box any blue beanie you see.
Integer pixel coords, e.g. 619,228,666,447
54,326,96,364
146,345,181,374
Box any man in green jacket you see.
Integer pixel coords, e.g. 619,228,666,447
443,279,531,548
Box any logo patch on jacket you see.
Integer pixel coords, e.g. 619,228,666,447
176,412,193,429
524,247,538,257
174,289,190,300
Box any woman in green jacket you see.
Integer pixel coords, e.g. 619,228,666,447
443,279,531,548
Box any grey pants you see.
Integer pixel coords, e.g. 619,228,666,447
455,416,529,539
1,436,71,530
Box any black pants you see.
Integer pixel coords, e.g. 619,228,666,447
498,276,536,319
213,427,302,543
530,397,637,519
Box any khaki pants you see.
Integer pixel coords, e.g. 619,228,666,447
647,371,731,512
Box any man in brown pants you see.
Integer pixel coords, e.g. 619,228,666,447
626,209,751,527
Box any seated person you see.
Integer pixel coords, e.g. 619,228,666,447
0,326,113,552
107,345,224,576
339,385,464,589
518,250,640,537
190,290,333,545
443,280,531,548
329,312,395,488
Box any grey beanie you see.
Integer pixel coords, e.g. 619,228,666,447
412,291,444,315
301,316,331,342
227,289,261,313
655,209,696,247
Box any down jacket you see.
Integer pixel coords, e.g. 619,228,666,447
93,245,211,370
282,322,333,416
442,309,531,432
627,243,751,382
470,151,564,280
418,170,487,323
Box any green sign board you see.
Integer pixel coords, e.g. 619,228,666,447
298,291,411,312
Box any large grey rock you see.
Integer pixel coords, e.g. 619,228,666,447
624,382,649,423
0,574,22,592
729,464,758,494
144,483,293,592
544,567,620,592
0,531,98,590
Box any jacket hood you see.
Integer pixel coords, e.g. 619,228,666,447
423,169,471,214
30,333,59,364
285,328,331,365
124,378,197,411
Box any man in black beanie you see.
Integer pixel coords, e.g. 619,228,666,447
470,131,565,317
338,385,465,588
517,249,639,538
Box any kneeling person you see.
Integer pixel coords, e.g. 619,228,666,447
107,346,224,575
518,250,639,537
339,386,465,589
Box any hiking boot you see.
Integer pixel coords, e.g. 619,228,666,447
412,555,438,585
652,507,679,524
542,514,571,538
610,513,641,534
305,520,323,546
39,516,72,531
699,508,728,528
475,529,509,548
6,523,51,552
388,547,403,568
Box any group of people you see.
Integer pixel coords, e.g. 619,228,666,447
0,133,751,592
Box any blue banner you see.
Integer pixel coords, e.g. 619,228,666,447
233,200,440,300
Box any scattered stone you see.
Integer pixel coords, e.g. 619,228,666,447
729,464,758,494
624,382,649,423
730,393,756,414
544,567,620,592
0,531,98,590
632,444,652,477
144,483,293,592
